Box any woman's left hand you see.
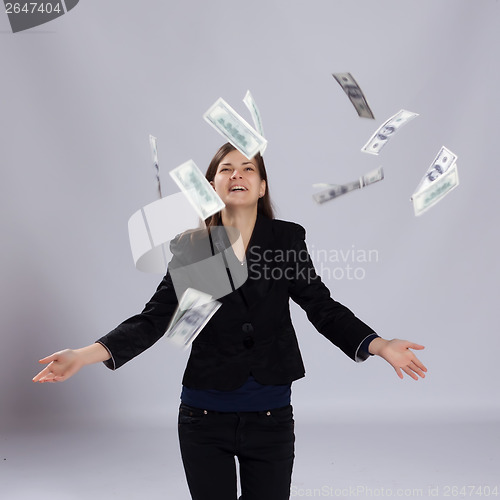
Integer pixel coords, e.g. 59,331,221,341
368,338,427,380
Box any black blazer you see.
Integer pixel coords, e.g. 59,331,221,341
97,215,376,390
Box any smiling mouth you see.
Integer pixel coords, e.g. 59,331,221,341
229,186,248,192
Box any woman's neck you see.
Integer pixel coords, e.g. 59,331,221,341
221,207,258,255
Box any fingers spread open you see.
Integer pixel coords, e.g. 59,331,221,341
409,343,425,350
32,365,53,382
402,366,418,381
412,357,427,373
38,353,58,364
409,360,426,378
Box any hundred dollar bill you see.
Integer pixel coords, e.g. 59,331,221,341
168,287,213,332
411,146,459,216
170,159,225,220
413,146,458,192
313,166,384,204
243,90,267,154
166,288,221,349
361,109,418,155
204,97,268,159
149,135,162,198
332,73,374,119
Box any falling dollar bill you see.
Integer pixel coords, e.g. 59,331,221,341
313,166,384,204
203,97,268,159
166,288,221,349
413,146,458,192
411,146,459,216
332,73,374,119
361,109,418,155
243,90,267,154
149,135,162,198
170,159,225,220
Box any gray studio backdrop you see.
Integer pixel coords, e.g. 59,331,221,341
1,0,499,432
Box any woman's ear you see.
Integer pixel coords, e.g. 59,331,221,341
259,179,266,197
209,180,215,190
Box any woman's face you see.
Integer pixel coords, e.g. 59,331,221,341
211,149,266,210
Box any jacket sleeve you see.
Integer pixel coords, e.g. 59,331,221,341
287,224,378,362
96,271,179,370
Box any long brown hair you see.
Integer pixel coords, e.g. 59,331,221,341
204,142,274,227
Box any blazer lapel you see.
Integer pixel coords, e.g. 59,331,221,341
238,214,275,309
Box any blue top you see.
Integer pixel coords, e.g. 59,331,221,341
181,375,291,412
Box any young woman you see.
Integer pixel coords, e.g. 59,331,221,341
33,142,427,500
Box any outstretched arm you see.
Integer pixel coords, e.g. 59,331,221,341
32,343,111,383
368,338,427,380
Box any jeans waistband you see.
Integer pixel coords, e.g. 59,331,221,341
179,402,292,416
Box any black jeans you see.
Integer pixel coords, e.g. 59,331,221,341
178,403,295,500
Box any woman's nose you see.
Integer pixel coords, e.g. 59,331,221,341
230,169,242,179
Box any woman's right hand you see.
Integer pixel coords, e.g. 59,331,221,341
32,349,84,383
33,343,111,383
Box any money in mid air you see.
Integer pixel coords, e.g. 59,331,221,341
411,146,459,216
332,72,374,119
313,166,384,204
361,109,418,155
243,90,267,154
169,159,225,220
203,97,268,159
149,135,162,198
166,288,221,349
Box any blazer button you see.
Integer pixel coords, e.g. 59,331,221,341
243,336,254,349
242,322,254,333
